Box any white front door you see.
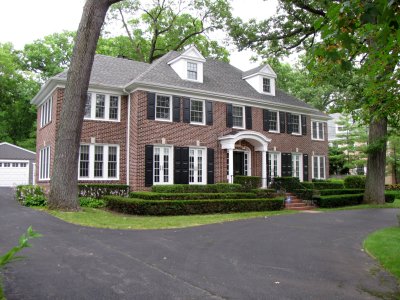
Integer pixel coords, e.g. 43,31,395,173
0,161,30,187
153,146,172,184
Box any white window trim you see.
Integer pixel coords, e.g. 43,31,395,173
291,153,303,181
152,145,174,185
232,104,245,129
190,99,206,125
268,152,281,178
155,94,173,122
84,93,121,122
189,147,207,184
262,77,271,94
312,155,326,180
39,146,51,181
291,114,302,135
78,144,120,181
40,96,52,128
268,110,280,133
186,61,199,82
311,120,325,141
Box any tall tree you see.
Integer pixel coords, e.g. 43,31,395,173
49,0,123,210
229,0,400,204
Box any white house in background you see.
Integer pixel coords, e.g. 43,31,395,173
0,142,36,187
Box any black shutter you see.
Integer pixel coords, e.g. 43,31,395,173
303,153,309,182
263,109,270,131
279,111,286,133
183,98,190,123
286,113,293,134
147,92,156,120
301,115,307,135
281,153,292,177
173,96,181,122
245,106,252,129
174,147,189,184
226,104,233,128
145,145,154,187
206,101,213,125
266,151,271,184
207,148,215,184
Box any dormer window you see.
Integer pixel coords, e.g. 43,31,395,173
263,78,271,93
187,62,198,80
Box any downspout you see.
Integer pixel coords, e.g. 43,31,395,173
124,88,131,186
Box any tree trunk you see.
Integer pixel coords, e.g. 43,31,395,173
49,0,122,211
363,116,387,204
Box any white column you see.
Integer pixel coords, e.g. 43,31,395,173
261,150,267,188
228,149,234,184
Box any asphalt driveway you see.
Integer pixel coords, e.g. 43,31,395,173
0,187,399,299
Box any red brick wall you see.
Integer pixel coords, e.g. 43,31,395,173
128,91,329,191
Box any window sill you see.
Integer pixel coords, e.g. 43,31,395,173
268,130,280,134
78,178,120,181
311,138,325,141
189,122,206,126
83,118,120,123
154,118,173,123
232,126,245,130
291,133,302,136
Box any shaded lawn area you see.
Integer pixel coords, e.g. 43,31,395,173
364,227,400,280
40,208,298,230
316,199,400,212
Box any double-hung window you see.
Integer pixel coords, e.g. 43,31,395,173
190,99,204,124
155,94,171,121
269,111,279,132
40,97,52,127
187,62,198,80
85,93,120,121
189,148,206,184
78,144,119,180
291,114,301,134
312,156,325,179
232,105,244,128
39,146,51,180
263,78,271,93
312,121,325,140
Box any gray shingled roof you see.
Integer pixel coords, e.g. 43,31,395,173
53,51,326,116
56,54,150,87
242,65,265,78
0,143,35,160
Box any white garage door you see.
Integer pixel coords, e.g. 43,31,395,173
0,160,30,187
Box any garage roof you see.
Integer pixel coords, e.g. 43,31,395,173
0,143,35,160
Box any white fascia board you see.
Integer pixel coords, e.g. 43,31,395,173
127,81,331,120
242,71,277,80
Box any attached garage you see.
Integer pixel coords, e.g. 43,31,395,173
0,143,35,187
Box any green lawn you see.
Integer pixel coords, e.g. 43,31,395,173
42,208,298,230
364,227,400,280
316,199,400,211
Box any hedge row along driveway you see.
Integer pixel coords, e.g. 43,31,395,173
0,187,399,299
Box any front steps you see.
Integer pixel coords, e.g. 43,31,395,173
285,193,315,210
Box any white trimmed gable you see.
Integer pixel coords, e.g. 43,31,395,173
168,45,206,83
243,64,277,96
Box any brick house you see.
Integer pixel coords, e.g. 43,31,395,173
31,46,329,191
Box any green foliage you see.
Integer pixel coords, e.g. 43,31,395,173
151,183,242,193
105,196,284,216
129,192,264,200
313,182,344,190
293,189,315,200
271,177,302,192
344,176,366,189
300,182,314,189
0,226,41,298
318,189,364,196
384,194,396,204
78,184,129,199
15,185,47,207
386,184,400,191
233,176,261,191
313,194,364,208
250,189,277,198
79,197,106,208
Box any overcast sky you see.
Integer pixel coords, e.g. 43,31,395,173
0,0,278,70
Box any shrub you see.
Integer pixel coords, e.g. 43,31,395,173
293,189,315,200
300,182,314,189
78,184,129,198
271,177,302,192
318,189,364,196
313,182,344,190
384,193,396,203
104,196,284,215
344,175,366,189
129,192,264,200
151,183,242,193
79,197,106,208
385,184,400,191
15,185,47,207
384,190,400,200
251,189,277,198
312,194,364,208
233,176,261,191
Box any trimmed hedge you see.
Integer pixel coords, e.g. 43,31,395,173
79,184,129,198
344,175,366,189
318,189,364,196
385,184,400,191
313,182,344,190
300,182,315,189
385,193,396,203
15,185,47,207
251,189,277,198
151,183,242,193
293,189,314,200
272,177,302,192
312,194,364,208
129,192,260,200
233,176,261,191
104,196,284,215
